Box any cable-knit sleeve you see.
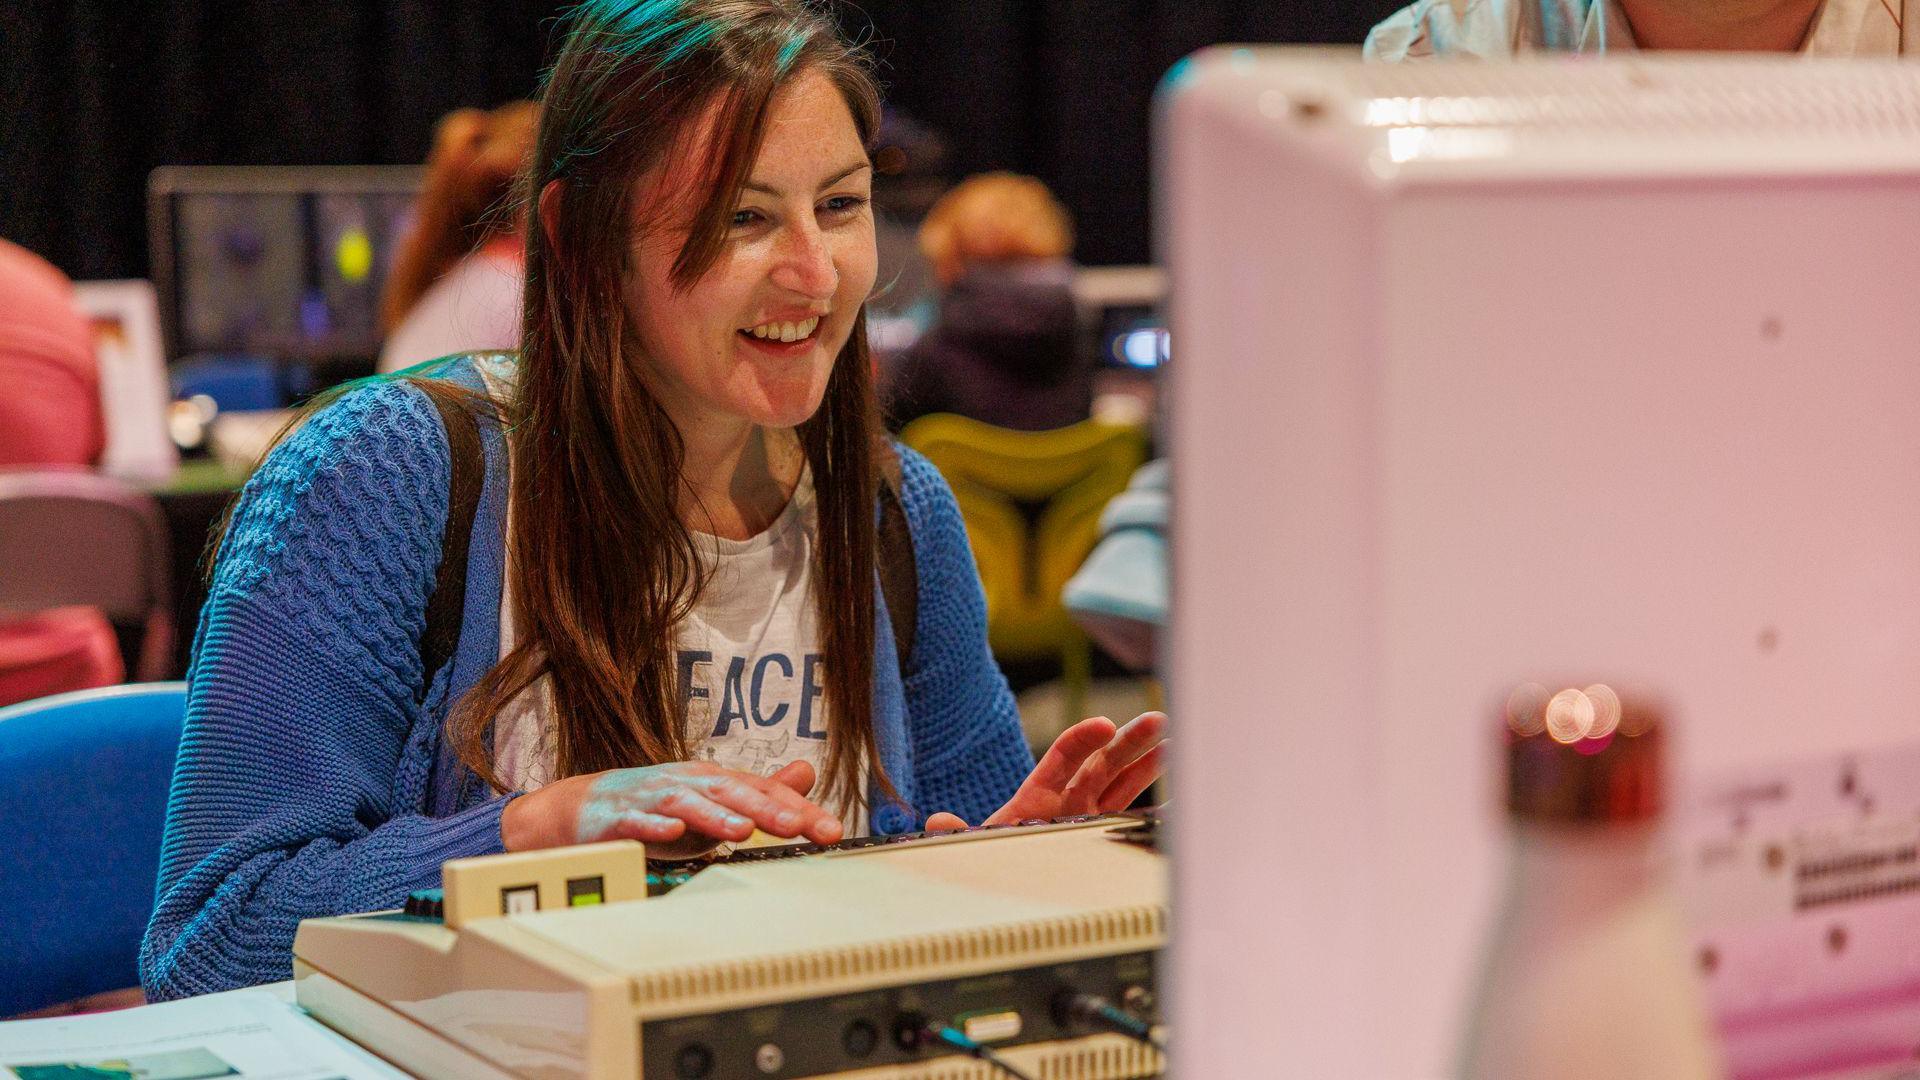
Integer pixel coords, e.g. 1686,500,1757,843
894,446,1035,826
139,381,507,1000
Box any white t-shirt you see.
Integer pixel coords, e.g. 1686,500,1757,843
489,464,869,834
377,251,524,374
1365,0,1908,61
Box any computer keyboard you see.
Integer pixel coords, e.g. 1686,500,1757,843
643,808,1160,894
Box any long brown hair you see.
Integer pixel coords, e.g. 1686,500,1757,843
380,101,539,333
447,0,895,817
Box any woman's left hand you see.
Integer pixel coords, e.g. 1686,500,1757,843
925,711,1167,832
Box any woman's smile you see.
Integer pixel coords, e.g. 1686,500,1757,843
736,310,828,359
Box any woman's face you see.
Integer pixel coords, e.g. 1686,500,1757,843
625,68,877,434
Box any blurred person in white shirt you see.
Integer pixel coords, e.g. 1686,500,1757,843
378,101,536,372
1366,0,1911,61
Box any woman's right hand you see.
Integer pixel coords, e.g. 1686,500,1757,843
500,759,844,858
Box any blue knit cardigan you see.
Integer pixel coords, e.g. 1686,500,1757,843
139,357,1034,1000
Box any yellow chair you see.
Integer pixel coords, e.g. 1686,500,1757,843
900,414,1149,733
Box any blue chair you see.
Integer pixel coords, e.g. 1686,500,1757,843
0,682,186,1016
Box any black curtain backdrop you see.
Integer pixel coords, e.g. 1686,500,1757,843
0,1,1405,279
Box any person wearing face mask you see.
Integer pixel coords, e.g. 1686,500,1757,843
140,0,1166,1001
1366,0,1914,60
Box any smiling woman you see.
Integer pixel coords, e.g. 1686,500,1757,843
621,69,878,447
139,0,1166,1002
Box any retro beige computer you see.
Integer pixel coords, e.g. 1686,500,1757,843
294,816,1166,1079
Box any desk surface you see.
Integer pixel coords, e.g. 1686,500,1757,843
249,981,411,1078
0,981,412,1080
262,981,411,1078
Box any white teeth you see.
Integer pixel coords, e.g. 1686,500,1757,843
745,316,820,342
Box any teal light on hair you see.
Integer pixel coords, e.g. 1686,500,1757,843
541,0,748,177
776,30,806,72
570,0,725,63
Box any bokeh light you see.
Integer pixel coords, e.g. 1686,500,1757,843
1545,688,1594,744
1582,683,1621,740
1506,682,1550,736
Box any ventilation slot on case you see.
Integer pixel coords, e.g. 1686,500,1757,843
633,905,1167,1009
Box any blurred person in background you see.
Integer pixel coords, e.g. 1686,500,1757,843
884,172,1092,432
377,101,538,372
1367,0,1910,59
0,239,123,705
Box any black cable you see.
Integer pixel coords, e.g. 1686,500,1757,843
1052,991,1167,1054
925,1024,1039,1080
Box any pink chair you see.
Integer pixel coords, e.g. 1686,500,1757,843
0,469,174,699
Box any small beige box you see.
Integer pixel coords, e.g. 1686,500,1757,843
441,839,649,928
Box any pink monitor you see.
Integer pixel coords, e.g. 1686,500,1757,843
1162,51,1920,1077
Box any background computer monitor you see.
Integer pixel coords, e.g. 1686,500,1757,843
147,166,421,366
1073,264,1169,371
1098,304,1170,370
1163,51,1920,1077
